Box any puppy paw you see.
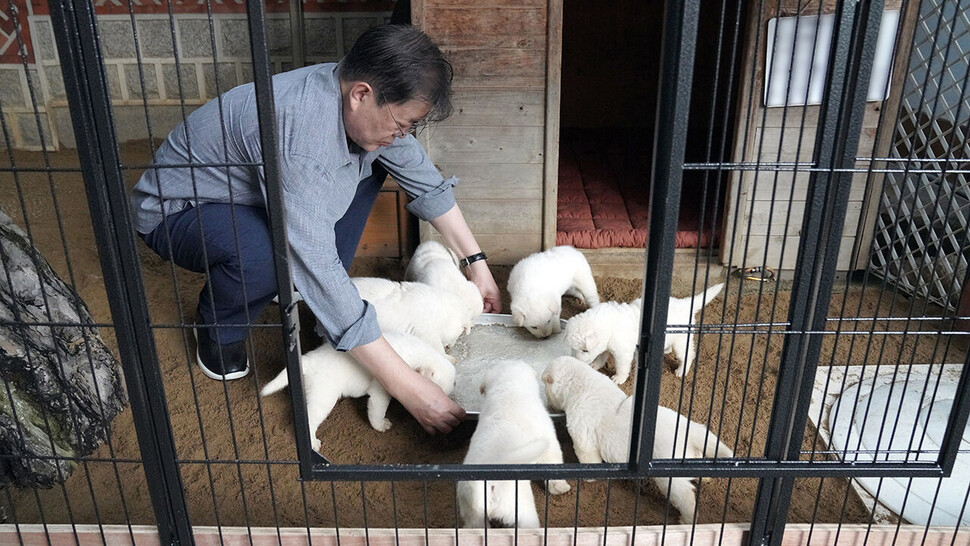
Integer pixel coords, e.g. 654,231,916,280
673,364,686,378
311,438,322,452
446,354,458,364
612,373,629,385
548,479,571,495
371,418,393,432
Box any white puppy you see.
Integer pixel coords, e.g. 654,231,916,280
542,356,733,524
457,360,571,528
665,282,724,377
260,332,456,451
353,276,477,355
508,246,600,338
563,282,724,382
404,240,484,324
563,298,642,384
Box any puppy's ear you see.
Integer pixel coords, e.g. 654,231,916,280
541,370,554,384
415,364,436,380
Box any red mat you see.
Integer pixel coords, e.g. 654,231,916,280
556,128,720,249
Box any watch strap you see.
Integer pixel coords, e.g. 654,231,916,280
459,252,488,268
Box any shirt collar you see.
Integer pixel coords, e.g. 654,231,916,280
323,64,354,167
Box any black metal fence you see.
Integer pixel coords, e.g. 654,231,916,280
2,0,970,544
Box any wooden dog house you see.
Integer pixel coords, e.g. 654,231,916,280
411,0,911,274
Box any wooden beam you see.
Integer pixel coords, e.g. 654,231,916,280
4,523,966,546
543,0,563,251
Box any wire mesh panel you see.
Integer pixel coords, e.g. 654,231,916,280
868,0,970,310
801,0,970,531
0,18,154,546
5,0,970,543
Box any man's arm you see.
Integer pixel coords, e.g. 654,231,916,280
430,204,502,313
377,139,501,312
349,336,465,434
279,154,463,434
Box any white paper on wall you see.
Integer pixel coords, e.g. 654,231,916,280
764,10,900,107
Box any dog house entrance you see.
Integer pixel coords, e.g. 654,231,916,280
556,0,740,253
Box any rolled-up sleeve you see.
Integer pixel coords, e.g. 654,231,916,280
405,175,457,219
378,136,459,221
280,153,381,350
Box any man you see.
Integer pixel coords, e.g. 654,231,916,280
130,24,500,434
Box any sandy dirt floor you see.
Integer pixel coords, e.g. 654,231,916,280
2,143,967,529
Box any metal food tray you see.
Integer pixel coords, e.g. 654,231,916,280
448,313,569,420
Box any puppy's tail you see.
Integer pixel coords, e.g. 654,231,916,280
694,283,725,309
260,368,290,397
687,423,733,459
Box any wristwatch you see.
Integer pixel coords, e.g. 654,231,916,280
459,252,488,268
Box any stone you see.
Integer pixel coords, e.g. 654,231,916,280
125,63,159,100
220,19,251,58
304,17,337,59
202,63,237,98
178,19,213,58
0,208,127,488
33,20,57,62
0,69,24,108
341,17,381,53
98,21,137,59
162,63,199,100
16,114,51,149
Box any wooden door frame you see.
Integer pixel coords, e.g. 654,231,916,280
542,0,564,250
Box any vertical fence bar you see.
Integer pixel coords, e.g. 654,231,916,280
46,0,192,543
243,0,314,476
748,1,885,545
289,0,306,68
631,0,701,469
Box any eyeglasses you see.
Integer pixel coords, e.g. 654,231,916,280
379,90,420,137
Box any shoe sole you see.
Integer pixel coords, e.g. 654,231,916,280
192,328,250,381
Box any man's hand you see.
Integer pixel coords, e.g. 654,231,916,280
391,370,466,434
349,336,465,434
467,260,502,313
427,204,503,313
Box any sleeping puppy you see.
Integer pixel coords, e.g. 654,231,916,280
541,356,733,524
457,360,571,528
508,246,600,338
352,276,478,356
260,331,456,451
404,240,484,325
563,298,642,385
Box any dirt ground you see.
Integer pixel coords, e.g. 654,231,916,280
3,143,967,529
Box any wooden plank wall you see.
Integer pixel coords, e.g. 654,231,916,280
722,0,903,271
415,0,550,264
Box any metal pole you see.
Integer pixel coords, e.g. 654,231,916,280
748,2,885,545
47,0,193,543
289,0,306,68
631,0,702,471
244,0,315,476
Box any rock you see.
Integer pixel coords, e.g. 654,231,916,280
0,208,127,488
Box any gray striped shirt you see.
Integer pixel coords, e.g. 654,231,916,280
130,63,458,350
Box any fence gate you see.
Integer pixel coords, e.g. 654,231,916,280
1,0,970,545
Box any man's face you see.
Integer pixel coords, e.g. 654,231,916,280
344,83,431,152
